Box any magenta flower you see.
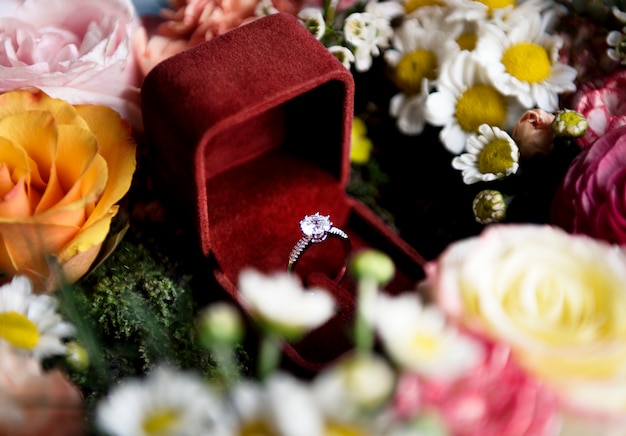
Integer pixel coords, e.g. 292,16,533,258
551,125,626,245
573,69,626,148
392,340,560,436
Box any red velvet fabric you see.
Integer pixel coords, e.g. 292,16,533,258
141,13,426,370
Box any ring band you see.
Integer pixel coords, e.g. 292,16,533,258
288,212,351,282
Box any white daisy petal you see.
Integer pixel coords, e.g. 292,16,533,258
0,275,74,359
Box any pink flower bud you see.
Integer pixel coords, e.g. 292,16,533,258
512,109,556,159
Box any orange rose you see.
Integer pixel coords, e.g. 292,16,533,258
0,89,136,292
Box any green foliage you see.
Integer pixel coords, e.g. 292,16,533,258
54,233,235,429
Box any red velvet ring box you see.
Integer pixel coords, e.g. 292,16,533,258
141,12,426,371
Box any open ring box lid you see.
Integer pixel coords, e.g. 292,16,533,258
141,12,426,371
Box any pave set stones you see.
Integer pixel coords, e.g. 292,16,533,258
300,212,332,242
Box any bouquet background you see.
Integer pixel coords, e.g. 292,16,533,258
1,0,626,435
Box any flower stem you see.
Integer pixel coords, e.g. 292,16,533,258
257,334,281,380
354,276,378,354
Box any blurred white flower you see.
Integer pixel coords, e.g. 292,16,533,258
312,352,396,422
452,123,519,184
0,275,74,360
372,292,484,380
230,372,324,436
329,45,356,69
238,268,335,339
298,8,326,40
96,366,230,436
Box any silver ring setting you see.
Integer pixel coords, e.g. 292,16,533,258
287,212,351,281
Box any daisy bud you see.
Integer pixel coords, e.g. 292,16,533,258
472,190,508,224
66,341,90,372
197,302,244,349
552,109,589,138
348,249,395,286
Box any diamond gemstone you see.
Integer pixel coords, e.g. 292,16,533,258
300,212,332,240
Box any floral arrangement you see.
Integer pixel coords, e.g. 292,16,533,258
0,0,626,435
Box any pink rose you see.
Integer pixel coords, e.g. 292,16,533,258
551,124,626,245
572,69,626,148
0,0,142,130
134,0,304,77
0,342,83,436
512,109,556,159
392,341,559,436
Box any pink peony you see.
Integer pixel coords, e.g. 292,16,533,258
0,342,83,436
572,69,626,148
512,109,556,159
0,0,142,130
134,0,304,77
551,124,626,245
392,341,560,436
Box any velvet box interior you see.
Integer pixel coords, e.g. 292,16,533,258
141,12,426,370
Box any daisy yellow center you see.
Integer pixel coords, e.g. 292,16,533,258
456,84,507,133
0,311,39,350
475,0,516,8
143,409,180,435
412,333,440,357
404,0,445,14
240,420,274,435
456,33,478,51
394,49,438,94
325,422,368,436
502,42,551,83
478,139,515,174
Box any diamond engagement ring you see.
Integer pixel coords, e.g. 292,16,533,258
287,212,351,282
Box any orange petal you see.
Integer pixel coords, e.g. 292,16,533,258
0,89,88,130
0,111,57,184
52,124,105,202
36,125,106,215
74,105,136,227
0,165,16,200
0,178,31,218
58,205,118,263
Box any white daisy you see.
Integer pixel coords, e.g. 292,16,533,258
444,0,555,23
401,0,451,18
424,50,525,154
372,292,484,380
96,366,231,436
385,18,458,135
237,268,335,340
0,275,74,360
452,123,519,184
474,12,577,111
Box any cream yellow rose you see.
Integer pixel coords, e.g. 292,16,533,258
0,89,136,292
427,224,626,416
